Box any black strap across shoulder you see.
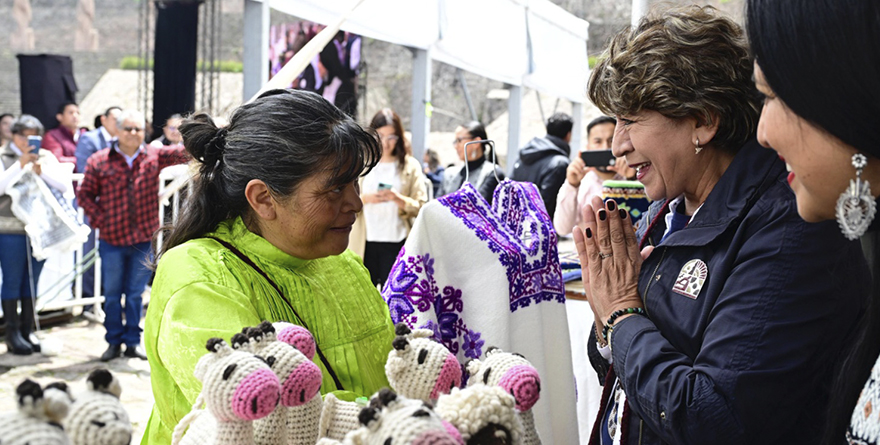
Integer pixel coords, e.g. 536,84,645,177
206,236,345,391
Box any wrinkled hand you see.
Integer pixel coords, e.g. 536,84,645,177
573,195,648,328
566,155,589,188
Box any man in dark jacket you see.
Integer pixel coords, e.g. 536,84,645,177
511,112,573,219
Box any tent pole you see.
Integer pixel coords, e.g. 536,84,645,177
243,0,269,100
506,84,522,177
410,47,431,164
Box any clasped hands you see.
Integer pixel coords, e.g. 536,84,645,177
573,196,652,340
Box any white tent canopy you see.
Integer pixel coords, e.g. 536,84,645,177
264,0,589,105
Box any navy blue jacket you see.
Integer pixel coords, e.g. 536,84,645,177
591,140,870,445
75,127,112,174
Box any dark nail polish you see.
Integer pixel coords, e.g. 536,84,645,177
619,209,627,219
585,227,592,238
598,209,607,221
607,200,617,211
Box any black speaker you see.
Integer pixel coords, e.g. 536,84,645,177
152,0,202,140
17,54,78,130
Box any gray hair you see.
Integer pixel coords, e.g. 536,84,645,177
11,115,44,136
115,109,146,129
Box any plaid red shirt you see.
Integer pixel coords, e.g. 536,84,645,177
77,142,189,246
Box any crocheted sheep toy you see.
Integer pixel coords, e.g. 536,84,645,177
66,369,133,445
233,322,324,445
172,337,282,445
0,379,73,445
435,385,524,445
386,323,462,403
466,347,541,445
317,389,463,445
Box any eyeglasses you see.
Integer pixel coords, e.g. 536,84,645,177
381,135,399,142
453,136,474,145
122,126,145,133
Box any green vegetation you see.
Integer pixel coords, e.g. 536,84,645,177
120,56,242,73
588,55,605,69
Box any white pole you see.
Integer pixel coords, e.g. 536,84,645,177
631,0,649,27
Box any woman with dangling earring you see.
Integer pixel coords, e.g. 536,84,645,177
747,1,880,443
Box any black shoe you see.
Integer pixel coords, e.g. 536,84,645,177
18,297,40,353
3,300,33,355
123,345,147,360
100,344,122,362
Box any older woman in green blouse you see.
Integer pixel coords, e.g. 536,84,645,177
142,90,394,444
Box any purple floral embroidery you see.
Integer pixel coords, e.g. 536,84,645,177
382,248,480,358
462,329,484,359
439,182,565,311
382,181,563,362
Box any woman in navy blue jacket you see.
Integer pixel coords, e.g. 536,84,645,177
574,6,870,445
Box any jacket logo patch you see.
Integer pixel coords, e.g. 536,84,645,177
672,259,708,300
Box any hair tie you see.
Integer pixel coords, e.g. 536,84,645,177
203,127,228,164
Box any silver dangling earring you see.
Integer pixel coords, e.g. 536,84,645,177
836,153,876,240
694,138,703,155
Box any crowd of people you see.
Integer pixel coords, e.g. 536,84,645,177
1,1,880,444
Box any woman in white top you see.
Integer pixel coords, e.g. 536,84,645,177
352,109,427,286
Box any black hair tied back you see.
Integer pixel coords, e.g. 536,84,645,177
204,126,228,167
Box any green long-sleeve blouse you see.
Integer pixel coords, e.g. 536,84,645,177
142,217,394,444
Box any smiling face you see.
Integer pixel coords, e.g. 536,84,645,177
612,110,708,202
753,63,863,222
262,169,363,260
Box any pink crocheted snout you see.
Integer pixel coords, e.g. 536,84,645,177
231,368,281,420
497,364,541,411
413,428,463,445
430,353,462,399
441,419,465,445
280,359,323,407
276,325,316,360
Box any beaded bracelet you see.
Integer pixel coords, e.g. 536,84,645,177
601,307,647,343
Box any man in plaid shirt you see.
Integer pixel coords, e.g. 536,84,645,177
77,109,189,361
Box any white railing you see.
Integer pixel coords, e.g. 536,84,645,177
36,169,190,316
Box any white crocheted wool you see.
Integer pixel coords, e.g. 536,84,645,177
386,326,461,403
0,380,72,445
319,393,363,442
66,370,132,445
173,339,281,445
343,391,461,445
435,385,523,444
467,347,542,445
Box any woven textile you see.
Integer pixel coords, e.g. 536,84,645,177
382,181,576,444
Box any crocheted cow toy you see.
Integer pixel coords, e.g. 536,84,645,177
66,369,133,445
0,379,73,445
318,322,463,442
317,389,463,445
233,322,323,445
172,337,282,445
435,385,524,445
386,323,462,402
466,347,541,445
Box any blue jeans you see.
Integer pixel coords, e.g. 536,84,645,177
0,234,45,301
100,241,151,346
